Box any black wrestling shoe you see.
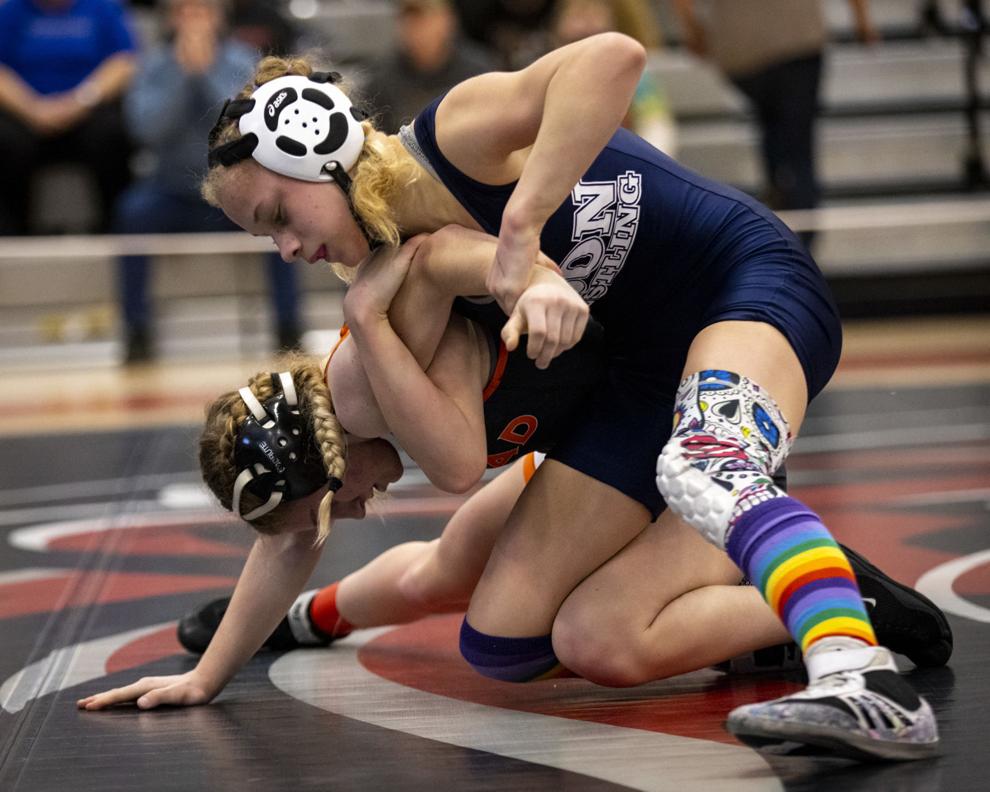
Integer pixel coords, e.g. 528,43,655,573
839,543,953,668
176,592,332,655
715,643,804,674
717,544,952,674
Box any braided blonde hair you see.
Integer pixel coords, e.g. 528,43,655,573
199,355,346,544
201,55,421,253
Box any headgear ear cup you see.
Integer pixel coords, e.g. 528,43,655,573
209,75,366,183
231,372,329,521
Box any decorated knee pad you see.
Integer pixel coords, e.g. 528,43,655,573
656,370,792,548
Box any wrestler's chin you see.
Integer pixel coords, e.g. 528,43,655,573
332,499,367,520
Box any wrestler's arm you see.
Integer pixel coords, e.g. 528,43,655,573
404,225,588,368
78,527,322,710
343,267,488,493
435,33,646,307
328,235,473,439
337,227,583,488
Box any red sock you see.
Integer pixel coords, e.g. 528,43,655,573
308,582,354,638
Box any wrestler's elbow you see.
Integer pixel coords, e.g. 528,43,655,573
407,230,447,290
409,225,488,297
585,32,646,72
424,451,486,494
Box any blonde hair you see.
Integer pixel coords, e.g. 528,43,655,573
199,355,346,544
201,55,421,253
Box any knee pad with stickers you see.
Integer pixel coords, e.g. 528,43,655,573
656,369,792,549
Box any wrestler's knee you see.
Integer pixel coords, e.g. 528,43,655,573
656,369,792,549
552,599,656,687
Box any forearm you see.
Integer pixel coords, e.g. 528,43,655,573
0,67,37,121
505,34,646,230
195,531,323,691
347,314,485,492
412,225,551,297
384,236,462,370
76,52,137,106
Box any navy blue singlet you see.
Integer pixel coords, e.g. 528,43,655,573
411,96,840,516
465,308,604,469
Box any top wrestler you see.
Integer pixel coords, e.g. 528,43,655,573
89,33,942,761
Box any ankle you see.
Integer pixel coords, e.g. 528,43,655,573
308,581,354,638
805,639,893,682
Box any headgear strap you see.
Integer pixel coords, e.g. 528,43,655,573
230,372,336,522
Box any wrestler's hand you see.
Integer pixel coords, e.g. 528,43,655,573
501,265,588,370
77,670,218,711
344,235,427,325
489,220,541,315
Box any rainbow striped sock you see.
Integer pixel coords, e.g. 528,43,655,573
727,497,877,653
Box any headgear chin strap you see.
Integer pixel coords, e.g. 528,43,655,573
231,371,343,522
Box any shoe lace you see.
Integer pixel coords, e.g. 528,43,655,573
815,670,859,690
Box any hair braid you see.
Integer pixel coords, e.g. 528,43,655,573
288,360,347,544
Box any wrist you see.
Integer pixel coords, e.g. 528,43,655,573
189,663,226,698
344,302,390,337
73,81,101,109
501,201,544,240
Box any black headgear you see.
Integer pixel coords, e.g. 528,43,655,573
231,372,342,521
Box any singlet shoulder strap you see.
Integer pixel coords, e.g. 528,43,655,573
399,122,440,182
321,325,351,379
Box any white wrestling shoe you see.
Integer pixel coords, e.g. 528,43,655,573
726,646,939,761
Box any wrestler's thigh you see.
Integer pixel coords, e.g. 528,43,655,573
554,508,742,643
684,320,809,433
466,459,651,637
411,458,531,602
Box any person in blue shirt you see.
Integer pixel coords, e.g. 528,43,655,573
0,0,137,234
114,0,301,363
173,36,942,760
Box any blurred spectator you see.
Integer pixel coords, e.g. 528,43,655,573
672,0,878,242
228,0,298,56
364,0,496,133
453,0,558,69
0,0,138,235
551,0,677,155
114,0,301,364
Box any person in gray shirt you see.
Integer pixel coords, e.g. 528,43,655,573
114,0,300,363
363,0,496,134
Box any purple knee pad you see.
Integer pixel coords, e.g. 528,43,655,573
459,619,561,682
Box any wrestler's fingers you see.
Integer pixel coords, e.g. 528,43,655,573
535,310,565,370
524,308,548,365
501,311,526,352
77,677,166,710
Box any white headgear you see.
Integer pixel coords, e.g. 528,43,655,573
208,72,367,183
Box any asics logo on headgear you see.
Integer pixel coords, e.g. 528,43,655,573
269,91,289,115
